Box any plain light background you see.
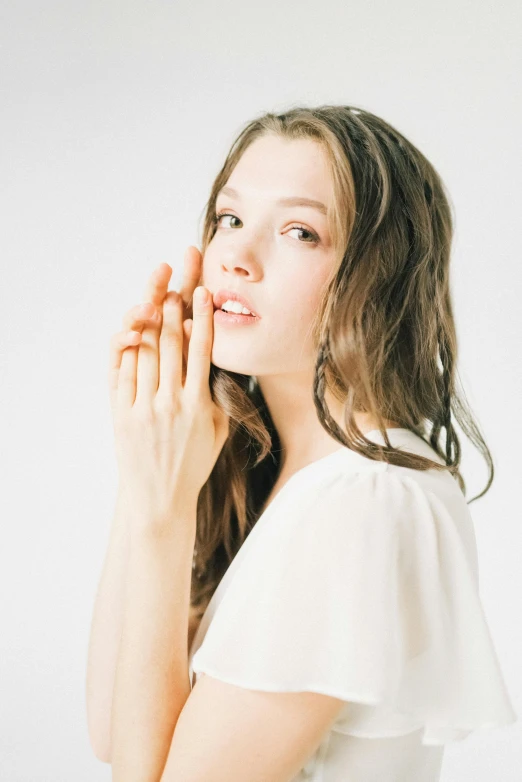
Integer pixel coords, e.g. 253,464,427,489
1,1,520,780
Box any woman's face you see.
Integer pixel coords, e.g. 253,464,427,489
202,133,337,377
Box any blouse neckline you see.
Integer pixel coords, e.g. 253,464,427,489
269,427,417,491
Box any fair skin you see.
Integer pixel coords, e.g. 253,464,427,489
105,134,400,780
204,133,399,477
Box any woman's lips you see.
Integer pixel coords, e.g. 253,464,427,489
212,288,260,318
214,309,260,327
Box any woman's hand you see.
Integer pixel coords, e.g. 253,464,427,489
108,247,229,534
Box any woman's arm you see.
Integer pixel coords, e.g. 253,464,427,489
85,488,200,764
85,486,131,763
110,509,197,782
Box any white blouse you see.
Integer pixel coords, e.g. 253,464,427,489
188,428,517,782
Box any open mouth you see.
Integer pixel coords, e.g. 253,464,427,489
214,308,260,326
212,289,261,319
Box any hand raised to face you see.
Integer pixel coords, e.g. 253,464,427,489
108,246,204,412
107,247,229,531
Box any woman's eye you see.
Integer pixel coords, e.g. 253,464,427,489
287,226,320,244
214,212,241,229
213,211,320,245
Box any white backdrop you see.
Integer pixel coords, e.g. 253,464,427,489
1,1,520,780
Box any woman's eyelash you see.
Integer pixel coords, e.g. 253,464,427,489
212,210,320,245
213,210,235,225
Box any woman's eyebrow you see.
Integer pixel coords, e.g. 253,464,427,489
217,185,328,216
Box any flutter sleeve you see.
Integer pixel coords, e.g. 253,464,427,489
190,465,518,745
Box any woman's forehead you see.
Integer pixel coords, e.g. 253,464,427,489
223,136,333,209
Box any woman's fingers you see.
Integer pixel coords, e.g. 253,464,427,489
157,290,184,399
109,304,158,411
134,249,203,403
175,318,193,387
179,246,204,320
177,247,203,388
184,286,213,400
142,262,173,308
121,301,156,333
110,251,204,411
116,264,172,409
135,265,174,402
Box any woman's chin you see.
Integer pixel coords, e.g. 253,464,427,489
210,346,258,376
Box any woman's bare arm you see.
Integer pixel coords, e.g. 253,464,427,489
85,487,131,763
86,487,202,764
86,249,203,763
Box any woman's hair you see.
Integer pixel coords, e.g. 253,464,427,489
189,104,494,619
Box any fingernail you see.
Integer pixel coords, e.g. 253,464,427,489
195,286,209,305
165,291,179,306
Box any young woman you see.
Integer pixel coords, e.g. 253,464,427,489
86,105,517,781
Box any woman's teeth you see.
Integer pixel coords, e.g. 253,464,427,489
221,300,253,315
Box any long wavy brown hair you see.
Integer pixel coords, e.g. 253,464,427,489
189,104,494,621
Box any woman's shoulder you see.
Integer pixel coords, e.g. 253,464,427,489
277,428,474,564
333,427,465,506
265,439,457,547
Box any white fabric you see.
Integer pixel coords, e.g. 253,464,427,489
189,428,517,782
